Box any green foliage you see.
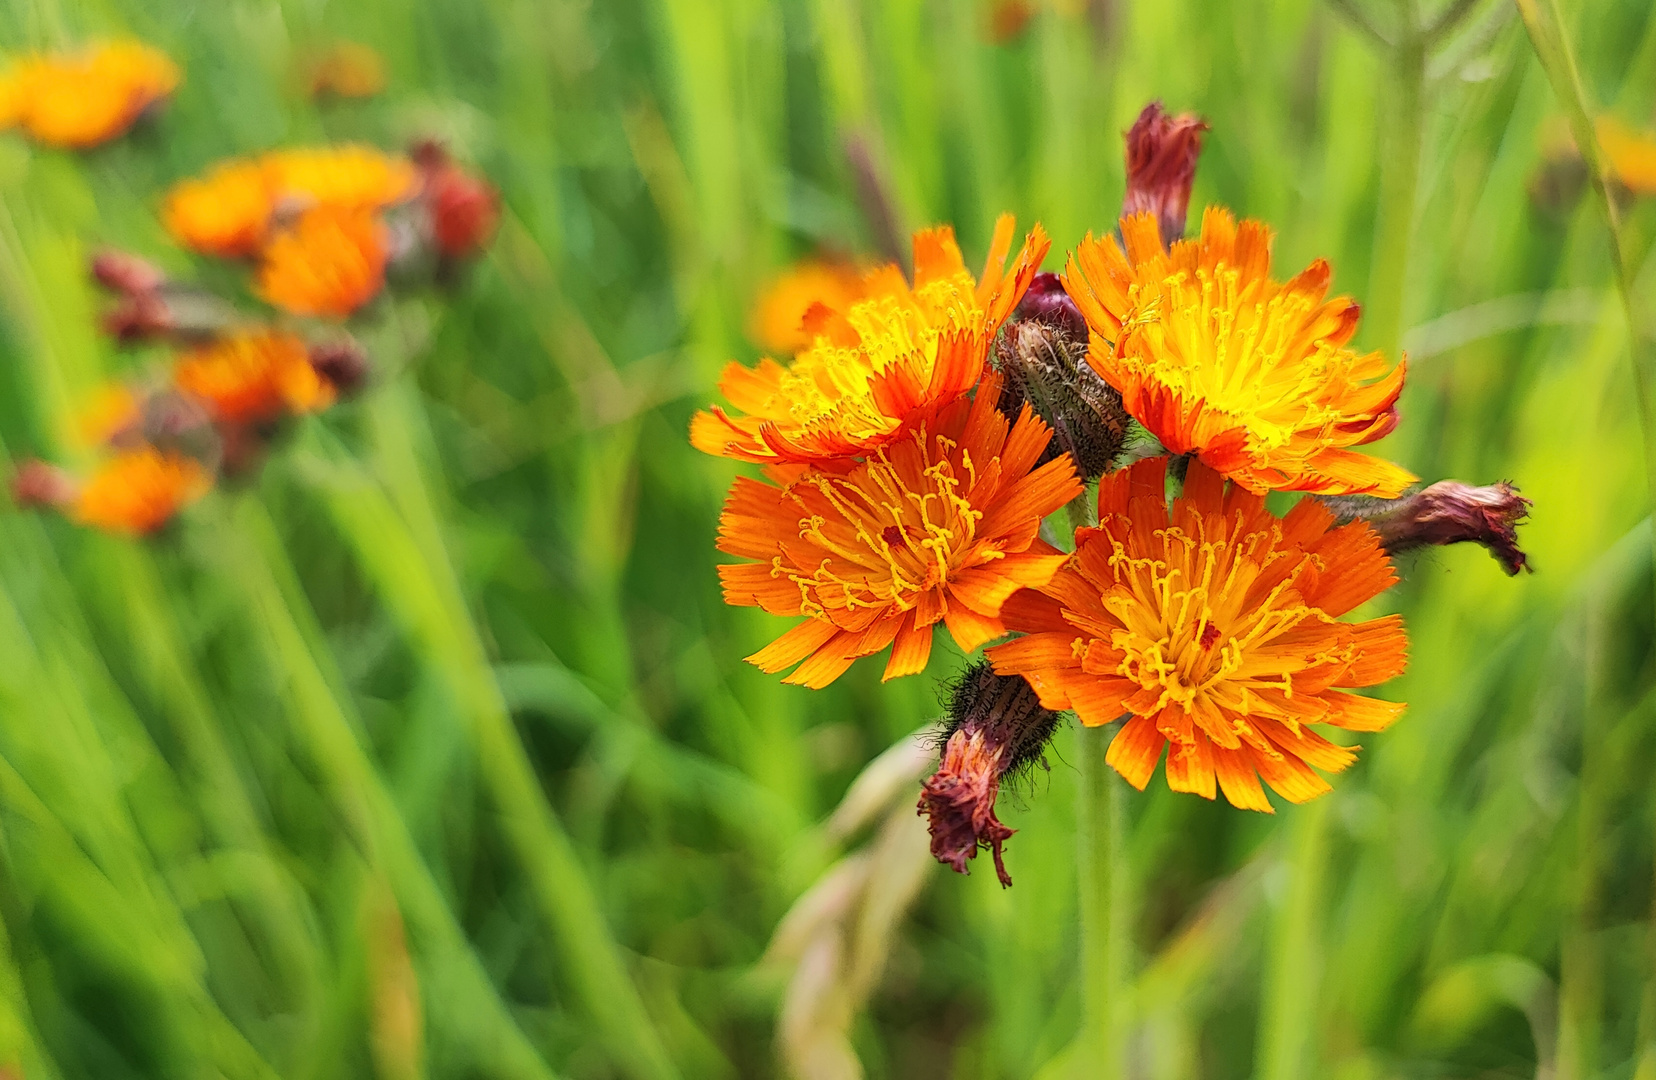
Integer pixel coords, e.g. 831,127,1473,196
0,0,1653,1077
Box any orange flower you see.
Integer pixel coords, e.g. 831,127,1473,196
1596,115,1656,195
717,371,1081,688
73,447,210,535
747,258,867,356
0,40,179,149
174,330,334,422
1064,207,1415,497
76,383,142,446
988,456,1408,811
256,207,389,318
162,160,278,258
163,145,415,257
309,42,387,99
693,215,1050,465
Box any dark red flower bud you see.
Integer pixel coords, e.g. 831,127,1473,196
1013,272,1088,342
10,460,77,509
918,661,1063,887
1122,102,1209,245
308,338,371,396
429,167,500,258
1321,480,1533,575
91,249,166,295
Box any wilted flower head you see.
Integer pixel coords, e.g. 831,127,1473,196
717,371,1080,687
0,40,178,148
693,216,1050,464
1122,102,1209,245
918,660,1063,886
989,456,1408,811
72,447,211,535
174,329,336,423
1322,480,1532,575
256,206,389,318
747,258,868,357
1065,207,1415,497
410,140,500,260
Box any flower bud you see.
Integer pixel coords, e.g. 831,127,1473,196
994,316,1128,480
1013,272,1087,341
1122,101,1208,245
91,249,166,295
411,139,499,260
1320,480,1532,575
917,661,1063,887
309,338,372,397
11,460,78,509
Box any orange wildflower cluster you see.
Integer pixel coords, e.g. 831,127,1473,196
703,218,1069,687
162,141,497,318
308,42,387,100
0,40,178,149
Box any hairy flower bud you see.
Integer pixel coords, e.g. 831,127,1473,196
994,314,1127,480
1320,480,1532,575
91,249,166,295
309,339,372,396
918,661,1063,887
1123,101,1208,245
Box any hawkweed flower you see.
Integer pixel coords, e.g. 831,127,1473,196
1064,207,1415,496
988,456,1408,811
1321,481,1532,575
996,274,1128,479
308,41,387,100
72,446,211,535
717,370,1080,687
163,145,415,258
0,40,178,149
173,329,336,423
747,257,868,357
918,659,1063,886
692,216,1050,465
256,206,389,317
1122,102,1208,246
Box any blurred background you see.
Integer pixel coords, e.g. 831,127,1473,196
0,0,1654,1077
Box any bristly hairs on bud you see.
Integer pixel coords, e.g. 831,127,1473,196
1319,480,1533,575
918,661,1064,887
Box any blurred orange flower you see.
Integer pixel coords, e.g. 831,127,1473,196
1596,115,1656,194
73,447,210,535
988,456,1407,811
0,40,178,148
717,371,1080,688
163,145,415,258
693,215,1049,465
76,383,142,446
174,329,334,422
256,207,389,318
1064,207,1414,496
747,258,867,356
309,41,387,99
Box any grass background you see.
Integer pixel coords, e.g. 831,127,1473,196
0,0,1653,1077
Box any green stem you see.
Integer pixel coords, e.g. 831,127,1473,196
1367,22,1426,360
1256,799,1330,1080
1076,724,1126,1078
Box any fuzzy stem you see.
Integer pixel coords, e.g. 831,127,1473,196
1076,723,1127,1077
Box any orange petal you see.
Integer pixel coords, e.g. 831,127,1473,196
746,618,839,673
1105,714,1165,789
883,613,933,681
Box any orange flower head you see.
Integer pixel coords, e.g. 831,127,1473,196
693,215,1051,465
256,206,389,318
74,447,210,535
174,329,334,422
747,258,868,356
988,456,1408,811
0,40,179,148
76,383,143,446
163,158,277,257
260,144,418,213
309,42,387,99
1596,115,1656,195
717,370,1082,688
1064,207,1415,497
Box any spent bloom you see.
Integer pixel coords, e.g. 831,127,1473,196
1122,102,1209,245
693,216,1050,464
410,140,500,260
1064,207,1415,497
717,371,1080,688
989,456,1408,811
0,40,178,149
256,206,389,318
